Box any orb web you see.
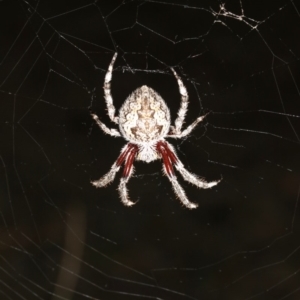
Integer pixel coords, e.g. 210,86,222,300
0,0,300,299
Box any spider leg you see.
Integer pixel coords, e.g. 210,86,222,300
167,113,209,139
167,175,198,209
104,52,119,124
91,113,121,137
118,144,138,206
156,141,198,209
175,161,221,189
91,144,136,187
91,163,120,187
165,140,221,188
171,68,189,134
170,67,210,139
157,141,221,208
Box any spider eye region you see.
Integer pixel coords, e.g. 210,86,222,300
119,85,171,143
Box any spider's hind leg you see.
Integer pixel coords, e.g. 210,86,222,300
104,52,119,124
170,68,189,134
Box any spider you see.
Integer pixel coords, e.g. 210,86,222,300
91,53,221,209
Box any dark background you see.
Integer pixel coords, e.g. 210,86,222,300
0,0,300,299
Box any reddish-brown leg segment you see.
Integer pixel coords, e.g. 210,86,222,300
91,143,138,195
156,141,198,209
156,140,220,209
156,141,176,176
116,143,138,170
121,144,138,177
93,140,219,209
117,144,139,206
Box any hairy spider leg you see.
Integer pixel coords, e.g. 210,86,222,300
91,113,121,137
170,68,189,135
91,143,137,188
104,52,119,124
156,141,198,209
166,113,208,139
156,141,220,209
118,144,139,206
168,68,209,139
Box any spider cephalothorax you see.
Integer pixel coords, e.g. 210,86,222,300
91,53,220,209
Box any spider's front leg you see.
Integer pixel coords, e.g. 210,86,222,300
91,143,139,207
156,141,221,209
118,144,138,207
156,141,198,209
91,144,132,187
165,141,221,189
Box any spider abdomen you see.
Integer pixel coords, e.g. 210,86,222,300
119,86,171,143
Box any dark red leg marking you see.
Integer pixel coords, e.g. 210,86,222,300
123,145,138,177
116,144,133,166
116,144,138,168
156,141,178,176
115,143,138,177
